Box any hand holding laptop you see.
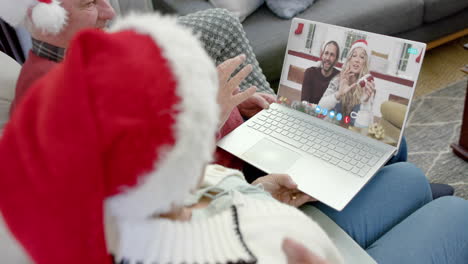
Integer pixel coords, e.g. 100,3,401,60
238,92,276,118
252,173,317,207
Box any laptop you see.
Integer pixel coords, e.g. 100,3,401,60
218,18,426,211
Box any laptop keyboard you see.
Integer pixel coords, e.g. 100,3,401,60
247,107,385,177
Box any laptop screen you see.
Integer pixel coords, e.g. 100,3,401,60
277,18,426,148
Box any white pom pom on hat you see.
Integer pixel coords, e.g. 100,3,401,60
0,0,67,35
31,0,67,34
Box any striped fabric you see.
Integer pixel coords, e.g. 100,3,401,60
31,38,64,63
113,206,256,264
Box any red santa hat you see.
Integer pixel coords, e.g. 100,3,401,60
0,13,219,264
349,39,371,58
0,0,67,34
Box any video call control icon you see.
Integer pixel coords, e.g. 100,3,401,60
336,113,342,121
344,116,350,124
314,106,345,124
315,105,321,114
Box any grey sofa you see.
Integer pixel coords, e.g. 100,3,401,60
151,0,468,87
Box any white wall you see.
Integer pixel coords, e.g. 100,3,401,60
280,55,320,91
288,21,313,54
371,78,413,117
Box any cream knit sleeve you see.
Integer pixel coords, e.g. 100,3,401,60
318,75,340,109
200,164,246,188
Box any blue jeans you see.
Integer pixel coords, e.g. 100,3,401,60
387,136,408,164
314,162,468,263
366,196,468,264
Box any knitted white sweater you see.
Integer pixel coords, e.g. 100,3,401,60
110,165,343,264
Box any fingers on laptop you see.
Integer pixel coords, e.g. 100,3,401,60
233,86,256,106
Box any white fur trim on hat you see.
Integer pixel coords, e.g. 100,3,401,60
0,0,67,34
105,13,220,220
31,0,67,34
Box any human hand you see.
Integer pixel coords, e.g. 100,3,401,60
252,174,316,207
217,54,257,128
362,80,375,102
238,92,276,118
282,238,330,264
336,67,357,100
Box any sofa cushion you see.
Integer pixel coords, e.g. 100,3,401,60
154,0,426,84
422,0,468,23
396,8,468,43
243,0,424,82
265,0,315,19
0,52,20,133
110,0,154,15
209,0,264,22
152,0,213,15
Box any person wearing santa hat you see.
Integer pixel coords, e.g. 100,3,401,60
0,0,458,258
0,12,341,264
2,0,116,113
1,0,275,123
301,40,341,105
0,0,277,175
318,39,375,123
1,13,468,264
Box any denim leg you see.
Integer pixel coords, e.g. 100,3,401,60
386,136,408,164
366,197,468,264
313,162,432,248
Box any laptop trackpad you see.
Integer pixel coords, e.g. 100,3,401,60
241,138,301,173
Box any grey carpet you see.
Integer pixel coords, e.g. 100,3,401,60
406,78,468,199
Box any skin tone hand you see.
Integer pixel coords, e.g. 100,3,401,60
335,66,357,100
282,238,330,264
252,174,316,207
217,54,257,128
238,92,277,118
157,205,192,221
362,80,375,103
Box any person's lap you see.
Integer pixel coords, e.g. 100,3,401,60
313,162,432,248
366,196,468,264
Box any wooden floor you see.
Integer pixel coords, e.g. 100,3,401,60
415,36,468,98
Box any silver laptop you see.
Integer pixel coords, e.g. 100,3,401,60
218,18,426,211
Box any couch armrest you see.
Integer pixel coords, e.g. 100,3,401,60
109,0,154,16
380,101,407,129
0,52,20,132
151,0,213,15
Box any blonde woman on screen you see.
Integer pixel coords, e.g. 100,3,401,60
318,39,375,126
